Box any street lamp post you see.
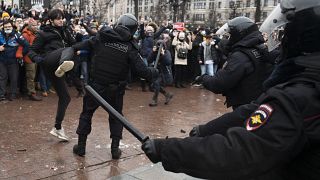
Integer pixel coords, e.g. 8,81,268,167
229,1,242,19
229,1,236,19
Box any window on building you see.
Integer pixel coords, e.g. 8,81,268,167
218,2,221,8
194,1,206,9
246,0,250,7
138,6,142,12
217,13,221,19
145,0,148,5
264,0,268,6
150,0,153,3
273,0,277,6
127,0,130,6
245,12,250,17
209,2,214,9
127,7,129,13
139,0,142,6
194,14,205,21
150,6,154,11
236,0,241,7
144,6,148,12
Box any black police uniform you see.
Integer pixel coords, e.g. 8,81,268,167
143,53,320,180
201,31,274,109
72,25,157,147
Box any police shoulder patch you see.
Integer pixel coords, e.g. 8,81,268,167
246,104,273,131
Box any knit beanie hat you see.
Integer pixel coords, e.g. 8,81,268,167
2,12,10,19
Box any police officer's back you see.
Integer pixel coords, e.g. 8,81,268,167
198,17,274,110
72,14,158,159
141,0,320,179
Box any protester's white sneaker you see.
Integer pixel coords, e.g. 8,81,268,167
193,83,202,87
50,127,69,141
55,61,74,77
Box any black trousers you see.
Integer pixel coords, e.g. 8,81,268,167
43,48,73,128
76,81,125,139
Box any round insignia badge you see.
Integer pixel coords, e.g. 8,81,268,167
246,104,273,131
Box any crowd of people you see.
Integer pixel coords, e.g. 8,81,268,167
0,4,230,104
1,0,320,179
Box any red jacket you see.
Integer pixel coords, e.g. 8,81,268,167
16,27,36,63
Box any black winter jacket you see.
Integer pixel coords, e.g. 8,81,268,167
202,31,274,109
28,25,75,62
72,26,156,85
198,41,219,65
158,52,320,180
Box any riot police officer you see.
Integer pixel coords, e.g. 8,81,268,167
72,14,158,159
195,17,274,110
142,0,320,179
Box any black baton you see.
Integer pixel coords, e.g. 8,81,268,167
85,85,149,143
153,43,163,69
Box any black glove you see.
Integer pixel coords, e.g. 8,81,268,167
192,74,208,85
189,125,201,137
142,139,164,163
166,23,173,30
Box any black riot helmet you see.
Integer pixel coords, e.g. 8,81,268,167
260,0,320,57
114,13,138,36
227,17,258,45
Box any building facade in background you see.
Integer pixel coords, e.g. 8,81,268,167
105,0,280,29
7,0,280,29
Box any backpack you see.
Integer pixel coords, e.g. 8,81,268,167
177,46,188,59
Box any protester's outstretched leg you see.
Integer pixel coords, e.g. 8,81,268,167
55,48,75,77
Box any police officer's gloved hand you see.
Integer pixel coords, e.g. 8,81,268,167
189,125,201,137
192,74,209,85
142,139,165,163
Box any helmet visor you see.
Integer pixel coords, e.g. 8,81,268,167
259,5,288,51
216,23,230,39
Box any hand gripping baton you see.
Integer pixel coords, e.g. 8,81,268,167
85,85,149,143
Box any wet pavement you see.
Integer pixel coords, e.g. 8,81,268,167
0,83,230,179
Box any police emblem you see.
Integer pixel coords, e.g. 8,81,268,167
246,104,273,131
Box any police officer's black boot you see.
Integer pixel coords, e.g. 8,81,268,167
73,135,87,156
111,138,122,159
149,92,158,107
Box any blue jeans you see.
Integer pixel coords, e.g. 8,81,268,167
38,65,50,91
201,64,217,76
80,61,88,83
